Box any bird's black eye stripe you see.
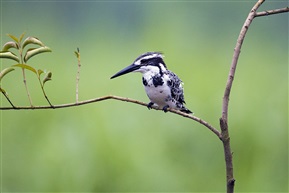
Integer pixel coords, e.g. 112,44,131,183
141,57,164,66
140,59,148,64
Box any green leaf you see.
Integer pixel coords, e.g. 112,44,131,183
0,67,15,82
74,51,79,57
2,41,19,51
43,71,52,85
0,51,20,62
38,69,44,76
22,36,44,49
13,64,37,74
19,32,26,43
74,48,80,58
7,34,19,43
24,46,52,63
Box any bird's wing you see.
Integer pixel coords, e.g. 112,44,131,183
167,71,186,104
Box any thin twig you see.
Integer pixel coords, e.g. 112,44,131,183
0,91,16,108
22,68,33,106
0,95,221,138
255,7,289,17
43,92,53,107
38,79,53,108
220,1,265,193
75,48,81,103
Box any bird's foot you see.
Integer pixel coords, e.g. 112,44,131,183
162,105,170,113
147,102,154,110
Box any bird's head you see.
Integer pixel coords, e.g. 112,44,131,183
111,52,167,79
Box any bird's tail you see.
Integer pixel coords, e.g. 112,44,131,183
180,107,193,114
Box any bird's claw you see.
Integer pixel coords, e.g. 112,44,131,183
162,105,170,113
147,102,154,110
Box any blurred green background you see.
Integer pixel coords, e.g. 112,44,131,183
0,0,288,192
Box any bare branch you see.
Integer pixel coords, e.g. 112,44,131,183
222,0,265,121
221,1,265,193
0,95,221,138
255,7,289,17
169,108,222,139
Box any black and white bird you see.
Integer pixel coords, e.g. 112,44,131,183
111,52,192,114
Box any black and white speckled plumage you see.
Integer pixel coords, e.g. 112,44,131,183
111,52,192,114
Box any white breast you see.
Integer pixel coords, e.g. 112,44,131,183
143,73,175,108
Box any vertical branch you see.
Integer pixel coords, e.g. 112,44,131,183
220,1,265,193
75,48,81,103
21,68,33,106
19,41,33,107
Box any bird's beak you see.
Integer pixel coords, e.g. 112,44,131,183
110,64,141,79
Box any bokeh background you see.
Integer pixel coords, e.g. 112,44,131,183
0,0,288,192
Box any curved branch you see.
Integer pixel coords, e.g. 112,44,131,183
221,1,265,193
0,95,221,138
222,0,265,121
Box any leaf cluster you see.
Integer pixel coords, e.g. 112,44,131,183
0,33,53,107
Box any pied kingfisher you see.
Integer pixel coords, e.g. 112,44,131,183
111,52,192,114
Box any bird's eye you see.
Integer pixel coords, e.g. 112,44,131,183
141,59,148,64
